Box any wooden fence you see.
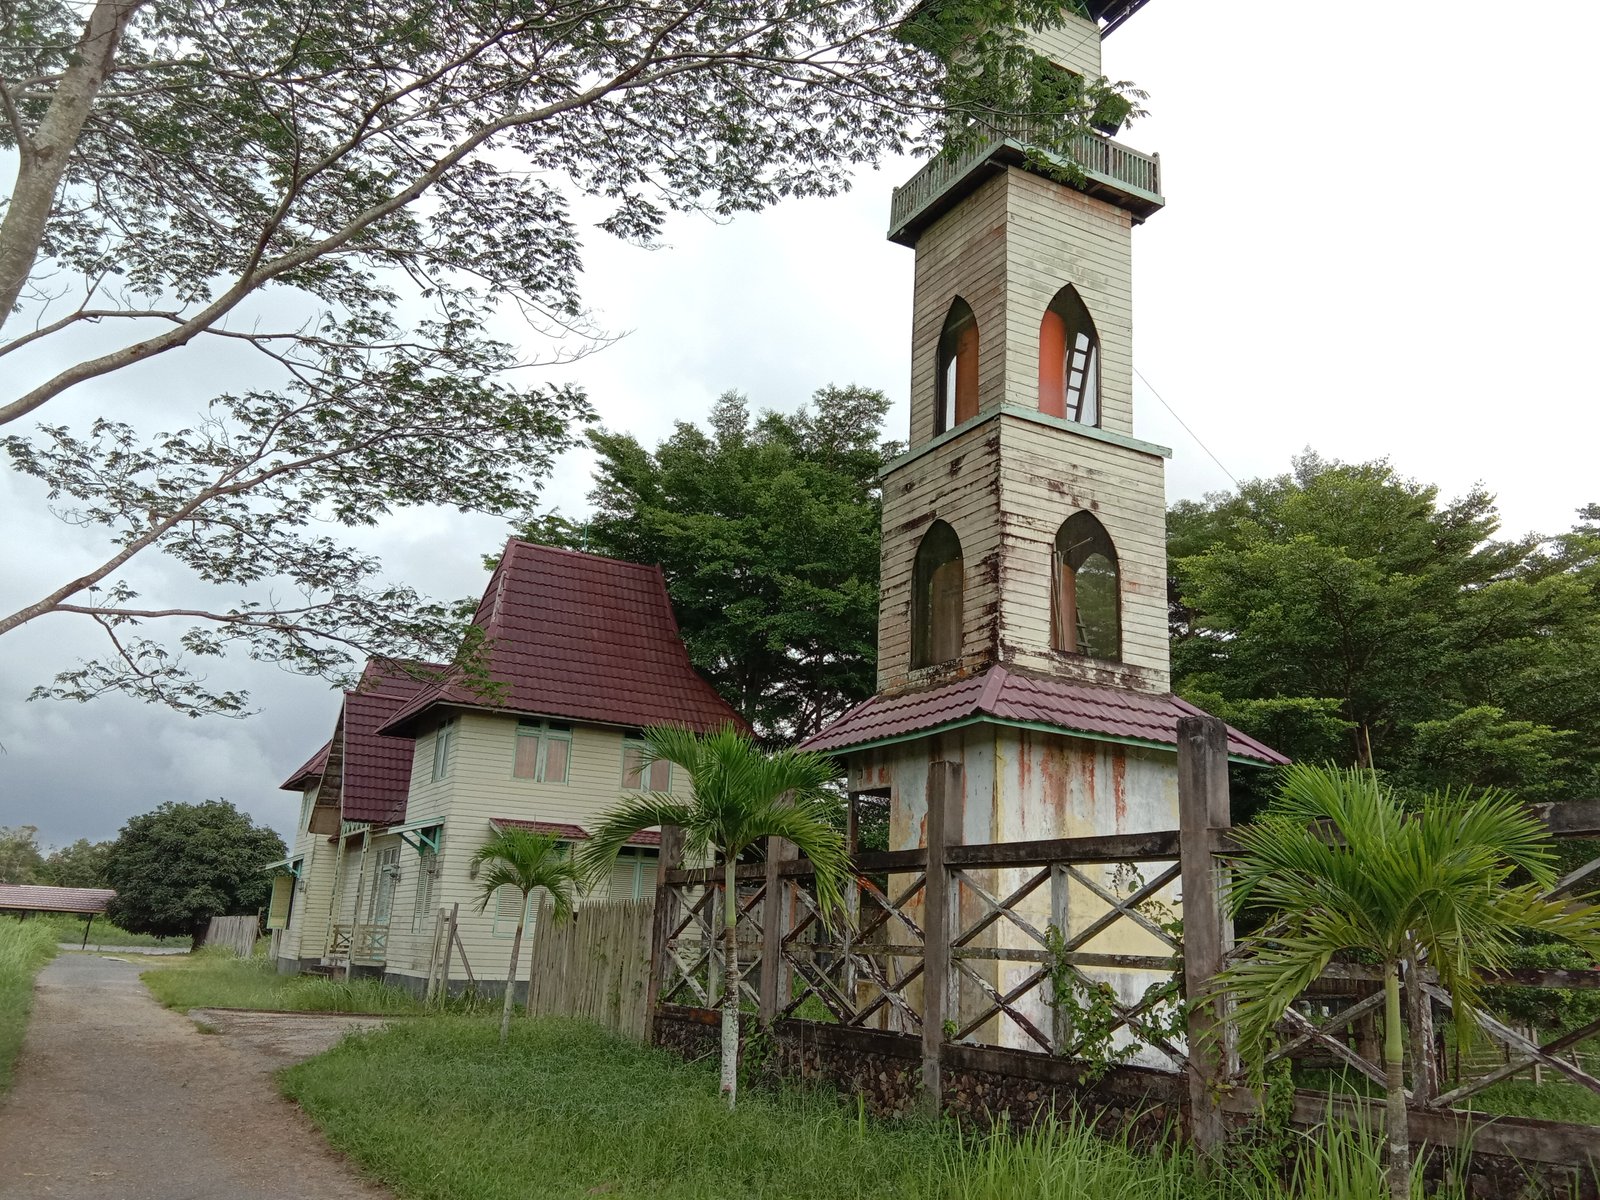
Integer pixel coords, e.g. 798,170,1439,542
525,897,655,1038
203,913,260,957
647,717,1600,1172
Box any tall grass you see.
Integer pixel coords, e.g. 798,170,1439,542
142,951,424,1014
0,918,59,1091
31,912,176,948
282,1014,1460,1200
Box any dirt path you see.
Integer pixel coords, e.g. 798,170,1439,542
0,955,394,1199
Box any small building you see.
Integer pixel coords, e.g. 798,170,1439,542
272,540,744,995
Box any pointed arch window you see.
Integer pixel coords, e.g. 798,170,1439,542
912,520,964,667
1052,512,1120,661
1039,286,1100,427
936,297,979,434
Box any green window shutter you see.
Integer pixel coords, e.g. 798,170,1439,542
493,885,523,936
266,874,293,930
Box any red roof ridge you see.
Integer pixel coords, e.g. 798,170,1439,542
501,537,664,574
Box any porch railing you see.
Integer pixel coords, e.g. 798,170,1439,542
328,923,388,963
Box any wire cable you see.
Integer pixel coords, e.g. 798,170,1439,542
1133,366,1240,489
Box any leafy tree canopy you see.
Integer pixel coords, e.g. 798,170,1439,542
2,0,1132,716
1172,453,1600,805
517,387,899,740
0,825,46,884
103,799,285,941
39,837,113,888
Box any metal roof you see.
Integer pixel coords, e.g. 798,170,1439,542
1084,0,1153,36
798,665,1287,765
0,884,115,915
380,541,746,738
490,818,661,848
278,741,330,792
340,662,440,825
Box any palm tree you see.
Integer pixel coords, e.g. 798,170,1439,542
578,724,850,1107
472,828,581,1046
1218,763,1600,1200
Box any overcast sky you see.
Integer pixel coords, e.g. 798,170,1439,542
3,3,1597,851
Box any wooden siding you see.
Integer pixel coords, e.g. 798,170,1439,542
996,413,1170,690
878,423,1004,691
1002,170,1135,437
279,829,339,961
379,712,690,981
1024,12,1102,79
909,172,1011,448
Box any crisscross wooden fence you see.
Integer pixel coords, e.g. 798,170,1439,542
647,718,1600,1179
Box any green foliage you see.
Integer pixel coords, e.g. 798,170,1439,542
38,838,113,888
1219,764,1600,1071
0,826,45,885
578,725,850,921
1481,941,1600,1032
29,913,173,947
3,0,1126,714
103,800,286,940
517,388,897,740
281,1014,1455,1200
470,829,581,926
141,953,424,1014
1170,453,1600,800
0,919,58,1091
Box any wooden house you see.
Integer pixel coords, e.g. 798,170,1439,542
272,540,743,996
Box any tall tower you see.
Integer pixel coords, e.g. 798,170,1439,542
803,1,1282,1049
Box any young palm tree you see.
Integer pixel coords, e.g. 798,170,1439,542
578,724,850,1108
1218,763,1600,1200
472,828,581,1046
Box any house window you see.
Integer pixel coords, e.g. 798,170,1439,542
1039,285,1100,426
622,737,671,792
513,719,572,784
936,297,980,434
431,717,456,782
911,520,964,668
410,849,440,934
368,846,401,925
1052,512,1121,661
607,848,660,901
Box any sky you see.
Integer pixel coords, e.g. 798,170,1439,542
3,2,1598,851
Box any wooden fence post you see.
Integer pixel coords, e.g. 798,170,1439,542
1178,714,1232,1160
921,760,964,1114
645,825,685,1043
758,836,795,1025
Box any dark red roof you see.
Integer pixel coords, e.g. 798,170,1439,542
380,541,746,737
0,884,115,914
341,662,441,825
491,817,661,848
278,741,330,792
798,665,1288,765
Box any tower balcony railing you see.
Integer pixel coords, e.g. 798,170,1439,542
888,122,1163,243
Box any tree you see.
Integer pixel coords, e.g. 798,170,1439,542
0,826,45,884
578,725,850,1107
102,799,285,942
471,828,580,1046
39,837,112,888
2,0,1134,716
1218,763,1600,1200
1170,454,1600,801
520,387,899,740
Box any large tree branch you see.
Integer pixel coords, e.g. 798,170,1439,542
0,0,150,328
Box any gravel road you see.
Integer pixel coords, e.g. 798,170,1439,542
0,954,393,1200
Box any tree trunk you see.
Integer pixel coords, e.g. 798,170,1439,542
190,917,210,950
499,907,525,1047
720,856,740,1108
1383,963,1411,1200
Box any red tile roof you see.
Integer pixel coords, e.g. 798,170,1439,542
490,818,661,848
798,665,1288,766
380,541,746,738
341,661,441,825
0,884,115,914
278,741,330,792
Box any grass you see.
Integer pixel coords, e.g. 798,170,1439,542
31,912,178,948
0,918,59,1091
141,948,425,1014
1298,1053,1600,1126
281,1015,1454,1200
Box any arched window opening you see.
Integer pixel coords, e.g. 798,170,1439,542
1052,512,1120,661
1039,286,1100,427
912,520,964,667
936,298,979,434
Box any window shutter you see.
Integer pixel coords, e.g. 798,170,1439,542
512,732,539,778
541,736,569,784
266,874,293,930
608,854,639,901
493,885,524,935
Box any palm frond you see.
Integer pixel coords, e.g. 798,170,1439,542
576,792,696,886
